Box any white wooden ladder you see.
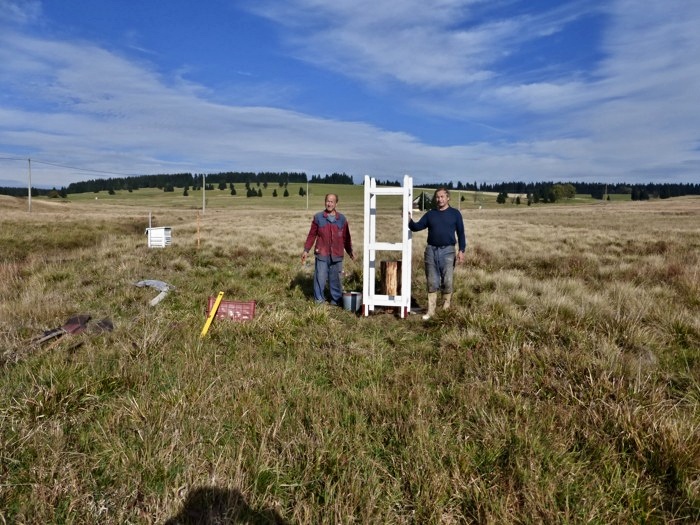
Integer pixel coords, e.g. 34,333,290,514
362,175,413,318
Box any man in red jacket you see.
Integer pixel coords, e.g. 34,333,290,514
301,194,355,305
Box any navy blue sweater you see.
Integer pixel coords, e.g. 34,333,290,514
408,207,466,252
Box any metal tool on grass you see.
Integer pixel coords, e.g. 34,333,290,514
31,315,91,346
134,279,175,306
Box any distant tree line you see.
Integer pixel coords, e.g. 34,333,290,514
417,181,700,201
202,171,308,187
56,171,361,194
310,172,354,185
62,171,311,194
415,181,479,191
3,176,698,200
0,186,46,197
0,186,69,198
570,182,700,200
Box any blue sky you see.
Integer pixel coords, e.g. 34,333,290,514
1,0,699,188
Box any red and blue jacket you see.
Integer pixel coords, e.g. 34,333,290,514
303,211,353,261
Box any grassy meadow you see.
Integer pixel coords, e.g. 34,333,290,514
1,186,699,523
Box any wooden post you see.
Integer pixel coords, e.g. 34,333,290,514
196,211,200,249
380,260,402,296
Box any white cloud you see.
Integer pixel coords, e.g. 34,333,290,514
247,0,600,91
0,0,41,24
0,30,452,183
1,0,699,187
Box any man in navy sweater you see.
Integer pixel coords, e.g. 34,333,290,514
409,187,466,319
301,193,354,305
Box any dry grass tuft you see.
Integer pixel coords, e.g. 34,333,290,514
1,195,699,523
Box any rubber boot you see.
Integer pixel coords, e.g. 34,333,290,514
423,292,437,320
443,293,452,311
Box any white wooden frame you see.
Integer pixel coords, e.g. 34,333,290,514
362,175,413,318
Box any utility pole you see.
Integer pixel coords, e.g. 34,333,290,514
27,158,32,213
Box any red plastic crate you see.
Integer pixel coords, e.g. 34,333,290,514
207,297,256,321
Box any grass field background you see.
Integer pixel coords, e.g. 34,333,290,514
60,183,620,210
1,187,698,523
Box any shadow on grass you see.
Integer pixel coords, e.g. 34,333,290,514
288,271,314,299
165,486,287,524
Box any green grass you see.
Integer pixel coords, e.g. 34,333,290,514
64,184,370,211
0,193,698,523
53,183,617,211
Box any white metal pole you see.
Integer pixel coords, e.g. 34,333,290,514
202,173,206,215
27,158,32,213
306,180,309,210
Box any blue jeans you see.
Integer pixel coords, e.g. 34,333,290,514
424,245,456,294
314,256,344,305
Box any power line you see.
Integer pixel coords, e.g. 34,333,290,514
30,159,143,177
0,156,145,177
